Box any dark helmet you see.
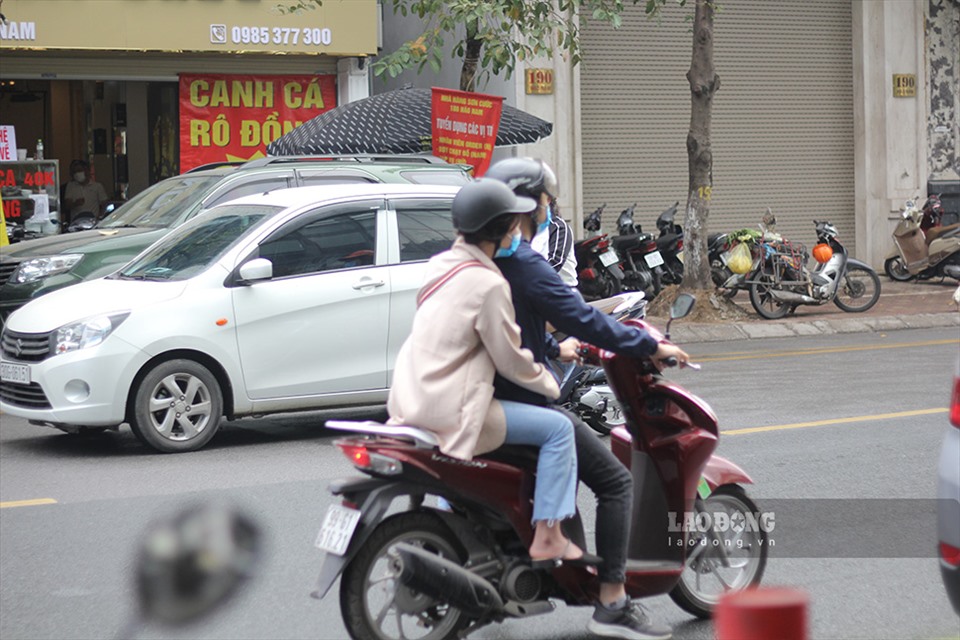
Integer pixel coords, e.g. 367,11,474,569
452,178,537,233
485,157,559,201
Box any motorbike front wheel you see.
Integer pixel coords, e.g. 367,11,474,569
883,256,915,282
669,485,769,619
833,265,881,313
748,272,791,319
340,511,471,640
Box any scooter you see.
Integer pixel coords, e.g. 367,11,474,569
574,203,625,301
750,220,881,319
884,195,960,282
612,203,664,301
313,294,768,640
654,202,684,285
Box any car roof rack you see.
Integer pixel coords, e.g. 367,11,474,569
240,154,454,168
183,161,247,173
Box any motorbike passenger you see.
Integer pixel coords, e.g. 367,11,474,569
387,178,598,565
487,157,688,640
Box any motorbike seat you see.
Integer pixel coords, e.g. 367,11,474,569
925,223,960,244
480,444,540,468
612,233,652,250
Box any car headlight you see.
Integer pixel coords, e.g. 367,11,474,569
54,313,130,355
13,255,84,284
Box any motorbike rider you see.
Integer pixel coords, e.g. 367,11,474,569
486,157,688,640
387,178,599,566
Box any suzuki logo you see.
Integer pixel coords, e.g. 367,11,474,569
14,338,23,358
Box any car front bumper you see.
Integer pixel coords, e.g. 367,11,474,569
0,336,147,427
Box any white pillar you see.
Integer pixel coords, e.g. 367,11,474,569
337,57,370,105
853,0,927,267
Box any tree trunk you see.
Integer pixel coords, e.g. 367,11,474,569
681,0,719,290
460,18,482,92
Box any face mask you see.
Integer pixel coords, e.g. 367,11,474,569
73,172,86,182
494,230,522,258
537,204,553,234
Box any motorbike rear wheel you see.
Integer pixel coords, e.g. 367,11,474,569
669,485,768,619
748,272,791,319
833,265,881,312
340,511,471,640
883,256,915,282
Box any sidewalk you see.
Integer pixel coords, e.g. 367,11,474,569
649,277,960,344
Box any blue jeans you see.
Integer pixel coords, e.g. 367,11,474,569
500,400,577,524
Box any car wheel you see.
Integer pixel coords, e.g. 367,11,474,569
130,359,223,453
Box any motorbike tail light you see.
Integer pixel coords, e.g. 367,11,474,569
336,441,403,475
643,240,658,253
941,541,960,567
580,268,597,280
676,238,683,251
597,239,609,251
951,372,960,428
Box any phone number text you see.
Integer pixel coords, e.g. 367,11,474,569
230,26,332,46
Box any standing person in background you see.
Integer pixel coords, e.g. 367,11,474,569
63,159,108,226
531,192,579,288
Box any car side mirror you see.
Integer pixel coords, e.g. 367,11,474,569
237,258,273,284
130,504,260,633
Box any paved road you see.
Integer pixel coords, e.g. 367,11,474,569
1,327,958,639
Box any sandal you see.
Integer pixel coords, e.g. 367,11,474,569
529,540,603,570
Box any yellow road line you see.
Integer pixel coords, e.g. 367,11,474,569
0,498,58,509
722,407,949,436
695,339,957,363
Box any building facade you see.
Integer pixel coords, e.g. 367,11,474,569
0,0,376,201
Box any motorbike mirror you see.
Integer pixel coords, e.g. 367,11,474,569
670,293,696,320
134,504,260,629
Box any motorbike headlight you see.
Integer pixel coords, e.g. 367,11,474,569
13,255,84,284
54,313,130,355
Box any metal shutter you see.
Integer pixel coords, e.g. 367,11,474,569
580,0,854,251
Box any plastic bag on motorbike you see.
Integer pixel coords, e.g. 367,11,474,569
727,241,753,275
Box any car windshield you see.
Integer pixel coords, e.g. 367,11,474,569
114,204,282,281
98,175,223,229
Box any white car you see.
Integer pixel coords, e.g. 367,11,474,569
0,184,461,452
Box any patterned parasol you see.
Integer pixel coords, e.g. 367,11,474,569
267,86,553,156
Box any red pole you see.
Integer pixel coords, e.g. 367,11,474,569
715,587,808,640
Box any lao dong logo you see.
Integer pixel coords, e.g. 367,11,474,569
667,510,776,549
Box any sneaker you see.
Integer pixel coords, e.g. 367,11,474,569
587,599,672,640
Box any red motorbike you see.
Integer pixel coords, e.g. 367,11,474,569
314,294,768,640
575,203,625,301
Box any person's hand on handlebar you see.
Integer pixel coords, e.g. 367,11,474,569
557,337,583,364
652,341,690,370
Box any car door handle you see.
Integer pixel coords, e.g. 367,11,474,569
352,279,385,290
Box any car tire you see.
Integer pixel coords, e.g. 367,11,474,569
130,359,223,453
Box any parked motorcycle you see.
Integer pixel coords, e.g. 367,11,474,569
314,294,768,639
612,203,664,300
574,203,624,301
750,219,881,319
654,202,684,285
554,291,648,435
884,195,960,282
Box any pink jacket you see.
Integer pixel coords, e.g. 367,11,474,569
387,238,559,459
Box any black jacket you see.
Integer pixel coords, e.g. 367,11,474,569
493,241,659,405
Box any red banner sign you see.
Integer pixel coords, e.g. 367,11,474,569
179,73,337,171
431,87,503,177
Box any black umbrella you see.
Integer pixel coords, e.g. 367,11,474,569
266,86,553,156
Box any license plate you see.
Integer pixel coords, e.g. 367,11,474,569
644,250,665,268
315,504,362,556
598,249,619,267
0,362,30,385
676,250,684,264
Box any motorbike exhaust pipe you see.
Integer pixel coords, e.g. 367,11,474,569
943,264,960,279
769,289,818,305
389,542,504,617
